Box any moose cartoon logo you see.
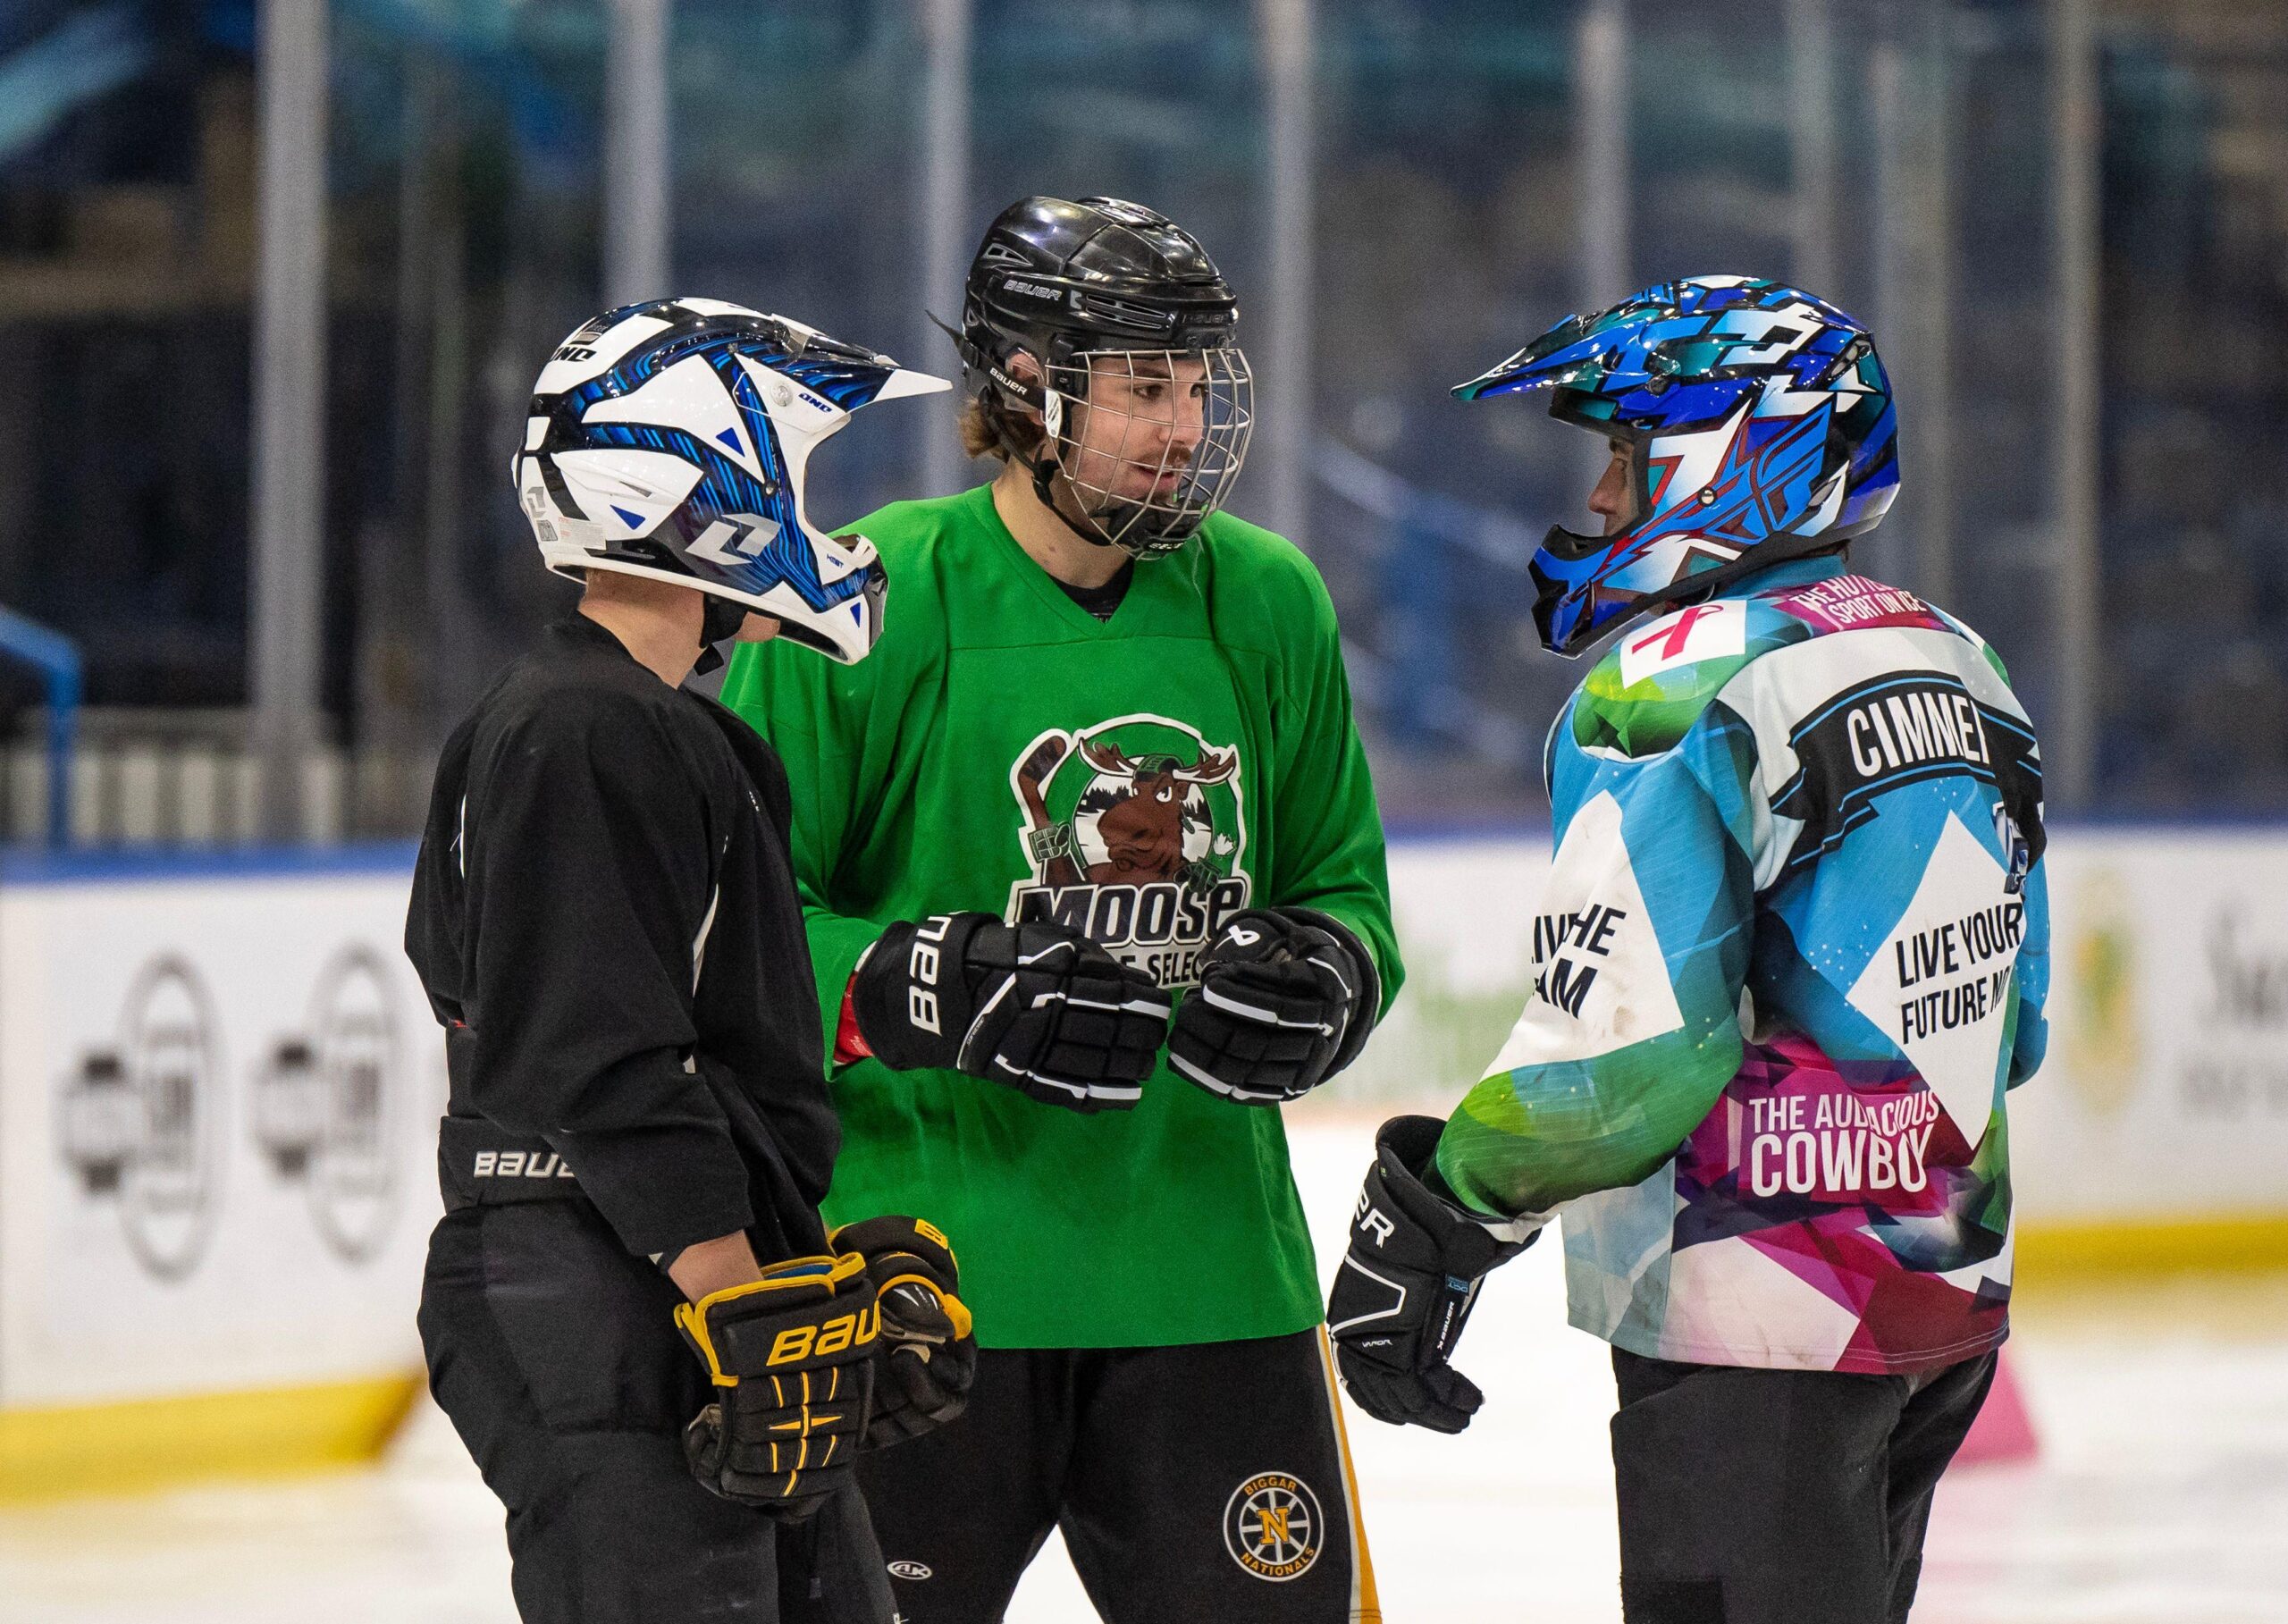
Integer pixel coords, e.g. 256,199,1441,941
1006,714,1251,989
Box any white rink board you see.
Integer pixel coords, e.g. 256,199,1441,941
0,851,439,1410
2011,829,2288,1218
0,823,2279,1419
1342,826,2288,1223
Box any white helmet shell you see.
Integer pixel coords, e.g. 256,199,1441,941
514,298,950,663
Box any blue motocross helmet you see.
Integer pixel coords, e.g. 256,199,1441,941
1454,275,1899,656
516,298,949,664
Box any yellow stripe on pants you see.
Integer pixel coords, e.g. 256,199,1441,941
1315,1325,1383,1624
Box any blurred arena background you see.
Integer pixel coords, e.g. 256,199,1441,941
1,2,2285,1620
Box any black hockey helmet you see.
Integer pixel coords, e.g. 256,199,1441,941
948,196,1253,560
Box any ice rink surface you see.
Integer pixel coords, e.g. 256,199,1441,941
4,1116,2286,1623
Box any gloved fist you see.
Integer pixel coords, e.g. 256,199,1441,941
1325,1115,1539,1434
830,1215,977,1450
852,913,1171,1112
673,1253,878,1519
1168,908,1377,1104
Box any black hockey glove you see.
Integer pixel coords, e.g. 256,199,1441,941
673,1253,878,1520
829,1215,978,1451
851,913,1171,1112
1167,907,1378,1104
1325,1115,1540,1434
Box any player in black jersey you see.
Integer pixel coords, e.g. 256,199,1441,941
407,299,963,1623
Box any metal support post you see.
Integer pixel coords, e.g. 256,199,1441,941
1787,0,1838,297
1871,16,1957,608
916,0,974,498
1918,9,1957,611
2049,0,2100,811
1256,0,1315,545
605,0,672,307
1575,0,1630,493
249,0,330,841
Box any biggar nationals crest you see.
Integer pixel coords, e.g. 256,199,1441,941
1223,1471,1325,1581
1006,713,1251,989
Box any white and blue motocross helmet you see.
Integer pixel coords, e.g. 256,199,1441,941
515,298,950,663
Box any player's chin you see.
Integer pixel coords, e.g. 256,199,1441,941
736,613,782,643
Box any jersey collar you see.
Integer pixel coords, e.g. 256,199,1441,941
971,480,1157,635
1717,551,1851,602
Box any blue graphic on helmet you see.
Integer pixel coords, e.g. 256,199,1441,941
553,313,896,616
517,299,947,663
1455,275,1899,656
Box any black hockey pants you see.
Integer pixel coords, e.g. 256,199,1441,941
418,1198,895,1624
1610,1346,1998,1624
856,1331,1378,1622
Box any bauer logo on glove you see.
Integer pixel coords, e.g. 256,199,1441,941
762,1308,875,1367
673,1252,879,1520
852,912,1171,1112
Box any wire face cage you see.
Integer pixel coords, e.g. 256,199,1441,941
1046,345,1254,559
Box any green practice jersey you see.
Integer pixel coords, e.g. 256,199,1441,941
720,483,1401,1348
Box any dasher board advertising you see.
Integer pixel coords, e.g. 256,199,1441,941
0,850,439,1412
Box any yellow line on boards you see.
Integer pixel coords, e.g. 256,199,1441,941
2016,1214,2288,1276
0,1374,425,1503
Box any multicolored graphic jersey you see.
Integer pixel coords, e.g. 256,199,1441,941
1435,556,2049,1375
719,483,1401,1349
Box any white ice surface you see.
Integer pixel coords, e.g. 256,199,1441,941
3,1117,2285,1622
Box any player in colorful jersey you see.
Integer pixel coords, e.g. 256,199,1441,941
721,198,1399,1622
1326,276,2049,1624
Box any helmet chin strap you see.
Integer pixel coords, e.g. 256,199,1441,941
988,391,1131,555
1029,457,1131,553
691,593,750,676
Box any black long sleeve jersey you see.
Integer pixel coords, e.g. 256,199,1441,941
406,614,839,1264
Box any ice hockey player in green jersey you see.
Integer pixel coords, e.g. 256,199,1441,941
722,196,1399,1623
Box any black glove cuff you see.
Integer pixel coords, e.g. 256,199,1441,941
1358,1115,1535,1281
1274,906,1382,1079
830,1215,960,1292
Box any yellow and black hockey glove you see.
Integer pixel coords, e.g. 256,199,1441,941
1168,907,1379,1104
830,1214,978,1449
673,1252,878,1520
1326,1115,1540,1434
852,913,1171,1112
